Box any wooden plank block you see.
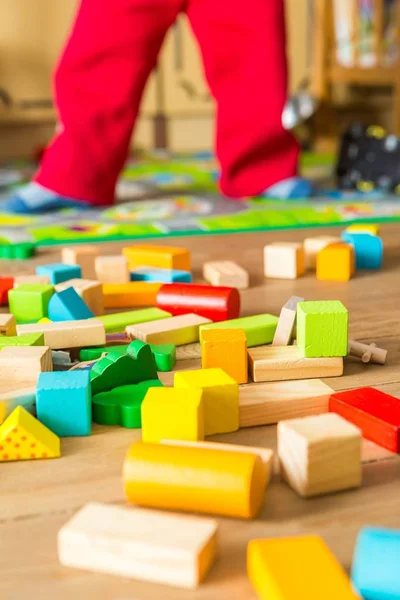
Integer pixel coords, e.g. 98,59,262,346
55,279,104,316
303,235,342,270
316,243,355,282
201,328,248,384
102,282,162,308
17,319,106,350
176,343,201,360
0,333,44,347
278,413,362,497
248,345,343,382
13,274,50,287
297,300,348,358
61,246,99,279
0,382,36,424
58,502,217,589
264,242,305,279
95,255,130,284
200,314,279,347
203,260,249,289
272,295,304,346
0,313,16,336
0,346,52,383
98,307,171,333
239,379,333,427
123,244,191,271
127,313,211,346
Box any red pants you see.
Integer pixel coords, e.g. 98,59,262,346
35,0,299,205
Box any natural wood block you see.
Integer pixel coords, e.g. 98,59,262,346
239,379,333,427
278,413,362,497
272,295,304,346
348,340,387,364
203,260,249,289
0,381,36,424
102,282,162,308
264,242,305,279
303,235,342,270
61,246,99,279
126,313,211,346
297,300,348,358
13,275,50,287
316,243,355,282
58,502,217,589
248,345,343,382
17,319,106,350
123,244,191,271
55,278,104,316
0,313,16,336
0,346,52,383
95,255,130,284
176,343,201,360
201,328,248,384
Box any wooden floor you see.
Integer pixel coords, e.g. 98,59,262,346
1,225,400,599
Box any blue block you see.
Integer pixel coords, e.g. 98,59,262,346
130,267,192,283
36,371,92,436
48,287,94,322
36,263,82,284
341,232,383,269
352,526,400,600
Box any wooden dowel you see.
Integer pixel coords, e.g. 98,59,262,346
348,340,387,365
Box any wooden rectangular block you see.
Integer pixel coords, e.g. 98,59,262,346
202,328,248,384
127,313,211,346
264,243,305,279
99,307,171,333
58,502,217,589
248,345,343,382
203,261,249,289
200,314,279,347
17,319,106,350
95,255,130,283
0,346,52,383
55,279,104,316
297,300,348,358
102,282,162,308
123,244,191,271
278,413,362,497
239,379,333,427
13,274,51,287
316,243,355,282
303,235,342,270
0,382,36,424
272,295,304,346
0,313,16,336
61,245,99,279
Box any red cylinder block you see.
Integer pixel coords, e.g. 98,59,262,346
156,283,240,322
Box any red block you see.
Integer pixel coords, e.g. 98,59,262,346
329,387,400,452
0,277,14,305
156,283,240,322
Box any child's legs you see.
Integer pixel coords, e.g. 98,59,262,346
35,0,183,206
186,0,299,198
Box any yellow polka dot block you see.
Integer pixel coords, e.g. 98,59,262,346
0,406,60,461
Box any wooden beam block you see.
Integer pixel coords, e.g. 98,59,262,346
248,345,343,382
17,319,106,350
316,243,355,282
123,244,191,271
98,307,171,333
61,246,99,279
95,255,130,283
272,295,304,346
0,346,52,383
102,282,162,308
203,260,249,289
201,328,248,384
55,279,104,316
200,314,279,347
264,242,305,279
348,339,387,364
297,300,348,358
303,235,342,270
278,413,362,497
239,379,333,427
0,313,16,336
0,382,36,424
126,313,211,346
13,275,50,286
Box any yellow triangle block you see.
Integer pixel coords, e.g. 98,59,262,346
0,406,60,461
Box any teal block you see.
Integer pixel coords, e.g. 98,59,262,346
36,371,92,436
36,263,81,284
341,232,383,269
48,287,94,322
297,300,348,358
131,267,192,283
8,284,54,323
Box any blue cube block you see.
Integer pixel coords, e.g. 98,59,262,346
48,287,94,321
36,263,82,284
341,232,383,269
352,526,400,600
130,267,192,283
36,371,92,436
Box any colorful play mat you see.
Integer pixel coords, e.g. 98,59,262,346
1,152,400,246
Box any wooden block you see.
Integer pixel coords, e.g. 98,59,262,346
174,368,239,435
99,307,171,333
55,279,104,316
14,275,50,286
272,295,304,346
102,282,162,308
131,267,192,283
141,387,204,443
123,244,191,271
58,502,217,589
278,413,362,497
0,313,16,336
36,263,81,284
297,300,348,358
17,319,106,350
248,535,360,600
248,345,343,382
0,406,60,461
264,242,305,279
48,288,94,321
203,260,249,289
201,328,248,384
61,246,99,279
124,440,266,519
200,314,279,347
342,232,383,269
95,255,130,283
8,283,54,323
239,379,333,427
156,283,240,322
0,333,44,347
176,343,201,360
346,223,380,235
0,346,52,383
348,339,387,364
329,387,400,452
126,313,211,346
316,243,355,282
0,277,15,305
303,235,342,270
0,382,36,424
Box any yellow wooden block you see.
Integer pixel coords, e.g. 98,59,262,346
264,243,305,279
102,282,162,309
127,313,210,346
316,243,355,282
123,244,191,271
247,535,359,600
0,406,60,461
0,313,16,336
346,223,379,235
201,328,248,384
141,387,204,443
55,279,104,316
174,368,239,435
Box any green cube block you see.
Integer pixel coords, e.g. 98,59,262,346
8,284,55,323
297,300,348,358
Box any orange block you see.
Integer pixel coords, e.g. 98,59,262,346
102,282,162,309
122,244,191,271
201,328,248,384
316,243,355,282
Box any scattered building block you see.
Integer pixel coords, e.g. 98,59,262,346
127,313,211,346
346,223,380,235
95,255,130,283
123,440,266,519
61,246,99,279
156,283,240,322
248,535,359,600
174,368,239,435
0,314,16,336
176,343,201,360
131,267,192,283
0,242,35,259
297,300,348,358
239,379,333,427
0,333,44,347
0,346,52,383
0,277,14,305
55,279,104,316
37,371,92,437
341,232,383,269
17,319,106,350
329,387,400,452
203,261,249,289
48,288,94,322
8,283,54,323
272,295,304,346
149,343,176,371
123,244,191,271
201,328,248,384
248,345,343,382
14,274,50,286
264,242,305,279
0,406,60,461
316,243,355,282
278,413,362,497
303,235,342,270
58,502,217,589
348,339,387,364
98,307,171,333
102,282,162,308
200,314,279,347
0,382,36,424
36,263,81,284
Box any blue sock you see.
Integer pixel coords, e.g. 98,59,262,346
5,182,89,214
261,177,313,200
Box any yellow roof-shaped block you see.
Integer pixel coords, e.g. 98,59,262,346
0,406,60,461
